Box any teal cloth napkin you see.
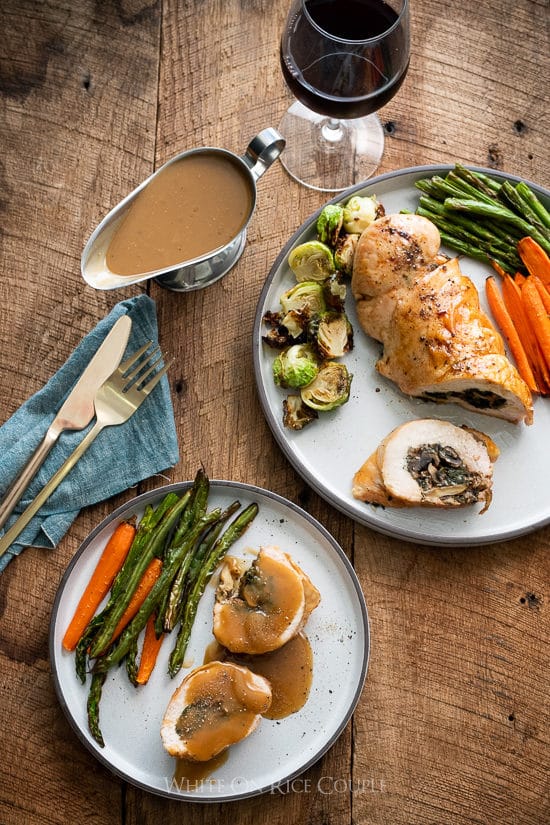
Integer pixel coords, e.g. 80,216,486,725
0,295,180,572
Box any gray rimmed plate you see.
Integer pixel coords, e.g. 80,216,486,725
253,165,550,546
49,480,369,802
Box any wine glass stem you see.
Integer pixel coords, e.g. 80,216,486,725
321,118,345,144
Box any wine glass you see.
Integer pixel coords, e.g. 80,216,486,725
279,0,410,192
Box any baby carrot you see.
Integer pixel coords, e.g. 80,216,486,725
486,276,538,393
521,278,550,372
136,613,165,685
63,520,136,651
501,276,550,394
490,260,508,279
109,557,163,642
518,236,550,288
532,275,550,314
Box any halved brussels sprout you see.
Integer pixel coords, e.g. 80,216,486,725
273,343,320,389
342,195,378,234
309,311,354,359
281,309,307,339
288,241,335,282
323,274,347,312
334,232,359,275
262,310,295,349
283,395,319,430
301,361,352,411
280,281,327,318
316,204,344,246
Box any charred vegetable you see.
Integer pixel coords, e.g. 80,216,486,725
279,281,327,337
280,281,327,318
309,311,354,359
334,232,359,275
323,274,347,311
316,204,344,246
262,311,298,349
273,344,320,388
263,190,386,428
301,362,352,411
342,195,378,234
283,395,319,430
288,241,335,282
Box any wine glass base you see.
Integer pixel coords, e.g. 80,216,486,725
278,101,385,192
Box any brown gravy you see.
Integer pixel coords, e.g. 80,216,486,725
203,632,314,720
174,749,228,788
105,153,253,276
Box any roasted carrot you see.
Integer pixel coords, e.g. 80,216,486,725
136,613,165,685
501,275,550,394
521,278,550,373
532,275,550,314
518,236,550,288
514,272,527,288
490,260,508,279
63,521,136,651
486,276,538,392
110,557,163,642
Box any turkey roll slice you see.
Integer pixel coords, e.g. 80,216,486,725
352,419,499,512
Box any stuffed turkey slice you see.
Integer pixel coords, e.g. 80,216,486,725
352,418,499,513
213,546,320,654
161,662,272,761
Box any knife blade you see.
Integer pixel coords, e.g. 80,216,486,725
0,314,132,531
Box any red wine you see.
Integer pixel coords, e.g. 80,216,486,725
307,0,398,39
280,0,409,119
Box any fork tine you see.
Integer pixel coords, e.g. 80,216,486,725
124,347,161,384
138,362,171,397
130,353,164,389
118,341,155,375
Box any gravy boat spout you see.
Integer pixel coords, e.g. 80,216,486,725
81,128,285,293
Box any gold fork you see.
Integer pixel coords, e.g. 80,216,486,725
0,342,169,557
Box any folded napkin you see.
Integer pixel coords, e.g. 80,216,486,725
0,295,180,572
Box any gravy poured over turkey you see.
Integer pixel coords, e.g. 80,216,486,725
161,662,272,761
213,546,320,654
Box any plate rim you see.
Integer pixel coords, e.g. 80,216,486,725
252,164,550,547
49,479,370,802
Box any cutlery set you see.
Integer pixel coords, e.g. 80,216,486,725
0,317,168,558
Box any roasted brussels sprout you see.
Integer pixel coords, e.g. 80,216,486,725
273,344,320,389
280,309,307,339
301,362,352,411
316,204,344,246
309,311,354,359
280,281,327,318
342,195,378,234
334,232,359,275
283,395,319,430
262,310,295,349
288,241,335,282
323,273,347,312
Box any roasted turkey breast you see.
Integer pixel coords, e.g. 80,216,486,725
352,418,499,512
351,214,533,424
161,661,272,761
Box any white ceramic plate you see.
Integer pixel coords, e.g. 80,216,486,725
49,481,369,801
253,166,550,546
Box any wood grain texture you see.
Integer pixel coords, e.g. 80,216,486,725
0,0,548,823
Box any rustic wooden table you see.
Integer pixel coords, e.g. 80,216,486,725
1,1,548,823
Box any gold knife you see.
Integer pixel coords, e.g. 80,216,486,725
0,314,132,531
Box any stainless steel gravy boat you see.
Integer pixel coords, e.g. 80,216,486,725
81,128,285,293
